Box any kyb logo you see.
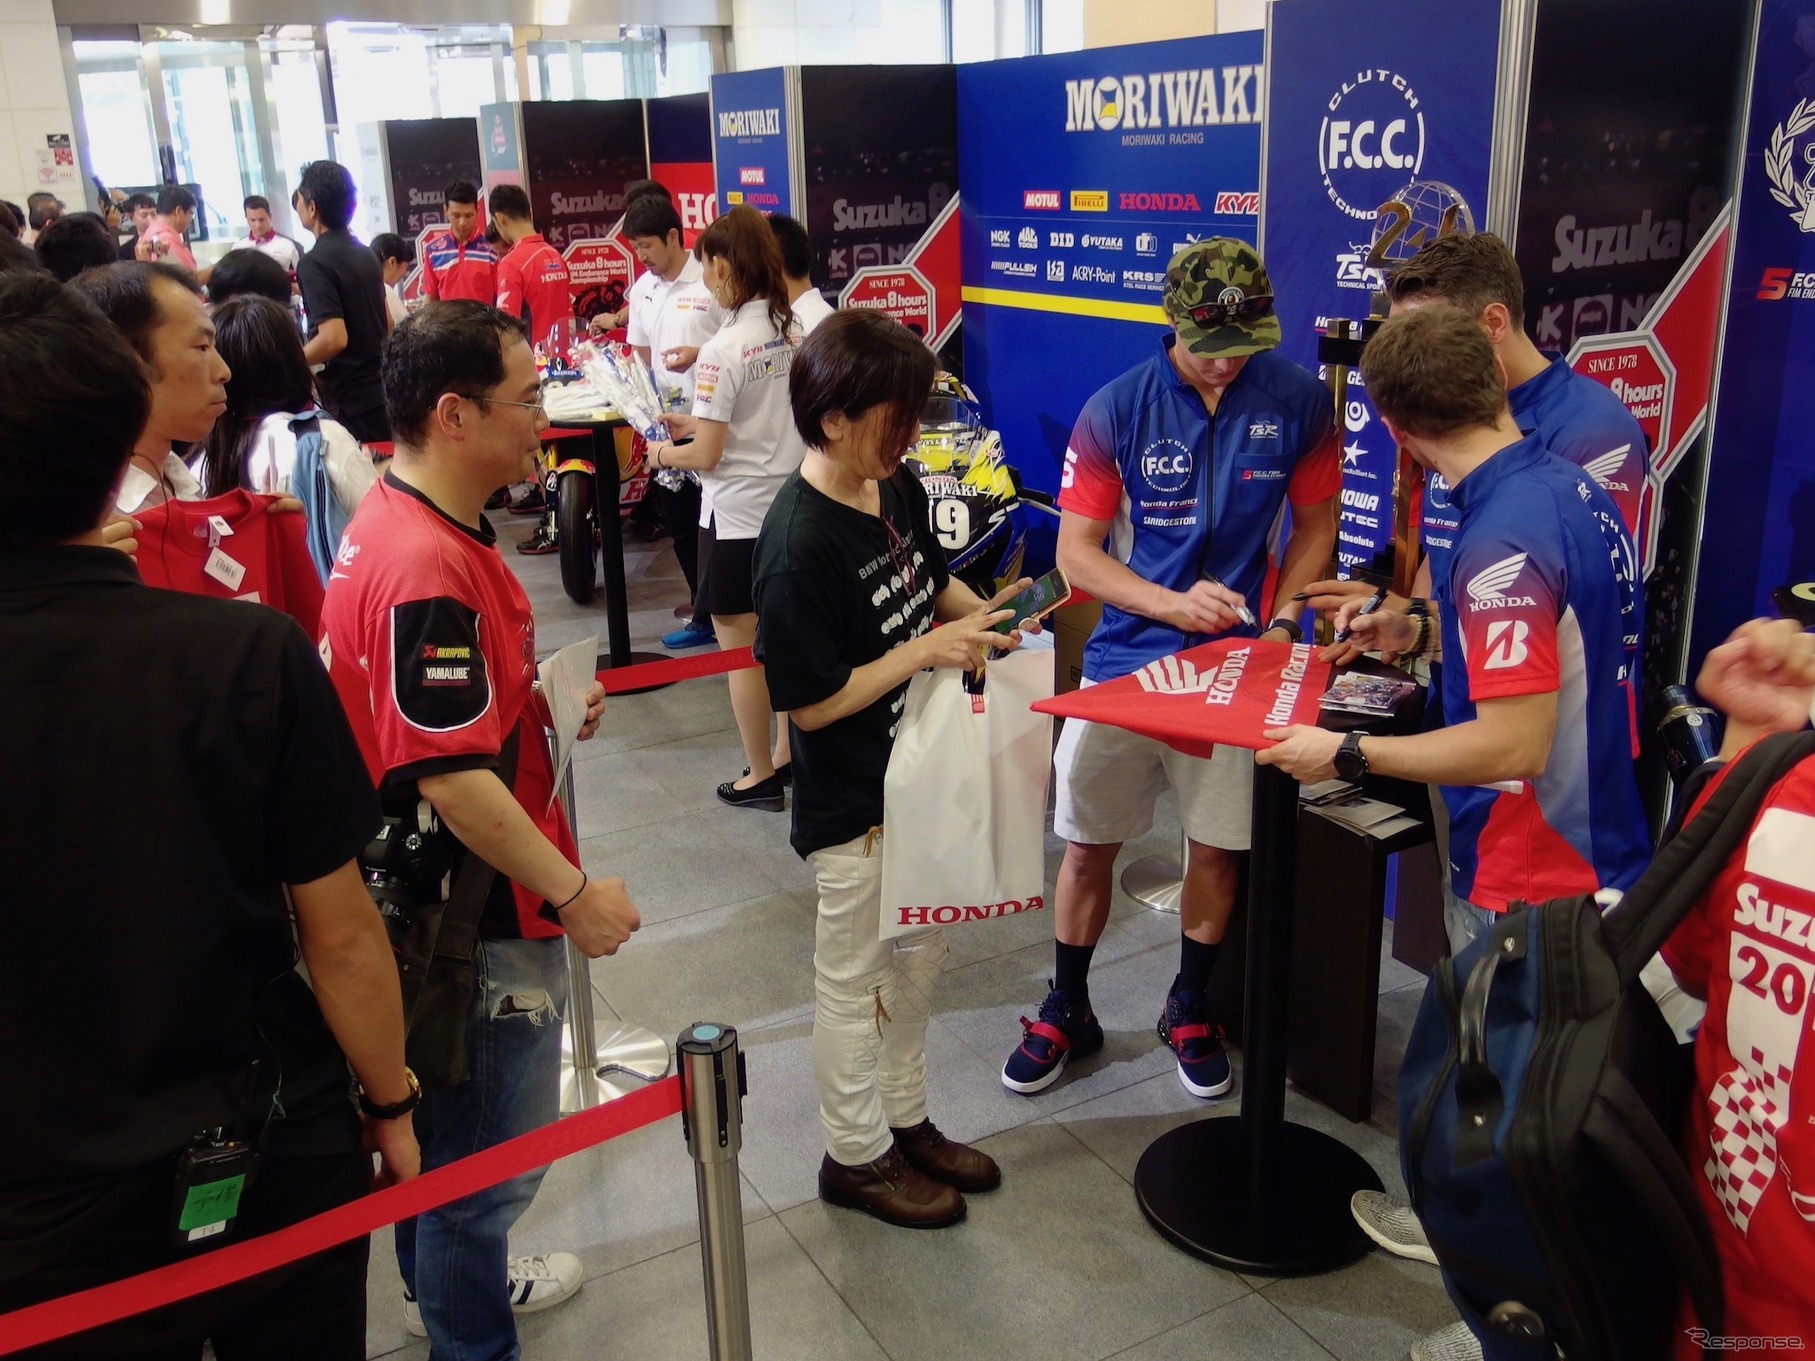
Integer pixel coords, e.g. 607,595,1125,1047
1320,70,1425,220
1023,190,1061,210
1466,553,1539,611
718,108,781,137
1215,191,1260,216
1551,211,1684,273
1063,66,1261,131
1139,438,1193,492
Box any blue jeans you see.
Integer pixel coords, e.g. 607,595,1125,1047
396,936,568,1361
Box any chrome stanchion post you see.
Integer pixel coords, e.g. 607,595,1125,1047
678,1023,752,1361
557,755,603,1111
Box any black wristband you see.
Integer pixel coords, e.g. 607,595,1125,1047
1265,617,1303,645
538,872,588,925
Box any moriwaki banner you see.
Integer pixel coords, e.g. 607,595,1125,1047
1260,0,1502,576
711,67,794,218
955,33,1263,560
1690,0,1815,666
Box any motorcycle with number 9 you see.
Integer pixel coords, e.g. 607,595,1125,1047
905,375,1057,599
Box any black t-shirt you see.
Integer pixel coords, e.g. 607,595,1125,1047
753,470,949,857
0,548,381,1278
297,227,390,431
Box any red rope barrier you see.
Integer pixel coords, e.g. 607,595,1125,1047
595,645,756,694
0,1076,683,1355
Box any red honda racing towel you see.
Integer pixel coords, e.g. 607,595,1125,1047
1033,638,1332,758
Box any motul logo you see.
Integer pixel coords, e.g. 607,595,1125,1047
1119,192,1202,213
896,896,1046,927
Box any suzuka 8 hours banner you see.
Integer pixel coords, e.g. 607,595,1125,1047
711,67,794,218
1261,0,1502,576
957,33,1264,566
1690,0,1815,665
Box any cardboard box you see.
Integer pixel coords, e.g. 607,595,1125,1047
1050,598,1102,695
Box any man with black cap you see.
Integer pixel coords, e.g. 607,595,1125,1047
1000,238,1338,1100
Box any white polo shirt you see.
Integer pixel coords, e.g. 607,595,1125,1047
626,255,723,410
692,298,808,540
791,287,835,335
232,233,303,276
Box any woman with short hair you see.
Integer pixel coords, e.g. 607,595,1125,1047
751,309,1028,1229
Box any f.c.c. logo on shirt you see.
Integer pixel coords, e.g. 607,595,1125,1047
1138,438,1193,493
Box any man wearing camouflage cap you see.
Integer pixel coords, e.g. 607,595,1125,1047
1001,238,1337,1100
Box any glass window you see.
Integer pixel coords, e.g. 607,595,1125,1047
327,23,433,126
879,0,947,63
73,41,158,189
579,44,628,99
432,46,504,118
156,41,262,242
1041,0,1085,53
266,43,330,201
656,40,713,97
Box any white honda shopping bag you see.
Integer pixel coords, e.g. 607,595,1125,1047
879,647,1054,939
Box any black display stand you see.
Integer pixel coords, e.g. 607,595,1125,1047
563,418,671,692
1133,758,1384,1274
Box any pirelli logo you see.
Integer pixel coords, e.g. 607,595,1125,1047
1070,190,1109,212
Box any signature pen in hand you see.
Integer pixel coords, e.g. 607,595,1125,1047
1201,570,1258,629
1334,586,1388,644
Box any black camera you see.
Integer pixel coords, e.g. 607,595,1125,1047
360,803,452,928
1655,683,1722,788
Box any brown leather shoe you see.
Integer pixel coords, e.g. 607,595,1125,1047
890,1119,1002,1193
818,1148,967,1229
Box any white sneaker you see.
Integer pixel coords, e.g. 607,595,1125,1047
1351,1190,1439,1265
1409,1320,1484,1361
506,1252,585,1315
401,1252,584,1337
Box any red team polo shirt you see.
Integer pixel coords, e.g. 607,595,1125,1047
1664,750,1815,1353
420,228,500,305
134,489,325,635
497,234,573,354
319,474,574,939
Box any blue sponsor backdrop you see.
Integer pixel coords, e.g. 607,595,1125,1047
1690,0,1815,664
710,67,794,217
1261,0,1502,577
958,33,1265,567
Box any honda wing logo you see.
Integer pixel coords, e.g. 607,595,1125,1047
1466,553,1538,611
1581,445,1633,492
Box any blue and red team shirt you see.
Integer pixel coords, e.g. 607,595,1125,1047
320,474,575,940
496,234,574,355
1059,340,1338,682
1436,435,1649,913
1423,354,1647,595
420,228,499,305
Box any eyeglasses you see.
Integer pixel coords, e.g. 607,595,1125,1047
1184,294,1274,327
882,516,917,598
465,387,548,420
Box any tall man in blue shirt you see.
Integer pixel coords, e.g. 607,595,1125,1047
1000,239,1339,1099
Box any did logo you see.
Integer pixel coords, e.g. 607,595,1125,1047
1319,70,1425,221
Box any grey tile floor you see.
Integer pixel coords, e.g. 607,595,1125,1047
361,508,1453,1360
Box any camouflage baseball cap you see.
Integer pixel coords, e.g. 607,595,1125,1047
1163,238,1281,358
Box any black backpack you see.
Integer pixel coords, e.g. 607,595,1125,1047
1398,730,1815,1360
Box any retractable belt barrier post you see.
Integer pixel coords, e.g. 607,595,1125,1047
678,1023,753,1361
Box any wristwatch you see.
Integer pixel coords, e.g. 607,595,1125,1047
1265,617,1303,645
357,1066,422,1120
1333,731,1370,780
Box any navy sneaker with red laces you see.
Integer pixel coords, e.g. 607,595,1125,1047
1158,987,1233,1098
1001,983,1103,1094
